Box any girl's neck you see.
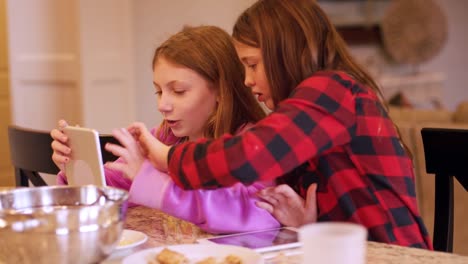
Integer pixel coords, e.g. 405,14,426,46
188,134,203,142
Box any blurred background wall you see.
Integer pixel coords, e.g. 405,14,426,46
3,0,466,131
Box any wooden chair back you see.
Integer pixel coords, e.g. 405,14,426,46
421,127,468,252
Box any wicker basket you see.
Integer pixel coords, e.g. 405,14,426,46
381,0,448,65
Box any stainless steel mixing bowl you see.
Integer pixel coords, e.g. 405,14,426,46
0,185,128,264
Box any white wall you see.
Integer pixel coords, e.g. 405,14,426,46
132,0,255,127
6,0,80,131
78,0,136,132
7,0,136,133
421,0,468,109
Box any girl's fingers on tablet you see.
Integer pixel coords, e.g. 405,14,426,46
112,128,137,149
105,143,129,160
127,122,147,134
128,122,153,144
117,127,132,141
111,128,126,145
120,128,140,152
127,126,140,140
114,128,144,159
104,162,128,175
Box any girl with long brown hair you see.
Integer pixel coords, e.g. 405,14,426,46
51,25,279,233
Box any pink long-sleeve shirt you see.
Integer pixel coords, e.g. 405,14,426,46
57,126,279,234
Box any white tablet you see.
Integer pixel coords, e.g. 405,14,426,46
63,126,106,186
197,227,301,253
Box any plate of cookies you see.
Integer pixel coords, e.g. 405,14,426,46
122,243,263,264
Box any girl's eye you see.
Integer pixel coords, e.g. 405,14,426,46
248,64,257,70
173,90,185,95
154,90,162,96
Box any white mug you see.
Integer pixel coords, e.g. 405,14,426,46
299,222,367,264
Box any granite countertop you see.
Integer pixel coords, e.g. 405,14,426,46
124,205,212,247
110,206,468,264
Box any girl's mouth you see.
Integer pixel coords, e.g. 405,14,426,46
166,120,179,127
256,93,265,102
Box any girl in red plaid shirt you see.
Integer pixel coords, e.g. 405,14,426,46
113,0,432,249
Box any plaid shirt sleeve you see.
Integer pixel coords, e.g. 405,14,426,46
168,71,432,249
168,71,356,189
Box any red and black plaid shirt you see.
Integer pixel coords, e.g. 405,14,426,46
168,71,432,249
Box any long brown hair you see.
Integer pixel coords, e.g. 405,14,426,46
232,0,383,106
233,0,412,159
152,26,266,144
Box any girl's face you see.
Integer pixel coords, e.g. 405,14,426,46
153,57,218,141
234,40,274,110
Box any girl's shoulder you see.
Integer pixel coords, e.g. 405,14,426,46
235,123,254,134
299,70,373,97
302,70,356,86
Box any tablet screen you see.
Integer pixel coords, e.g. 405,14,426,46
206,228,298,249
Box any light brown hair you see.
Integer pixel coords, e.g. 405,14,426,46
232,0,382,106
152,26,266,144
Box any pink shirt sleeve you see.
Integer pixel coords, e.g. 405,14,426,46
57,171,68,185
129,160,280,234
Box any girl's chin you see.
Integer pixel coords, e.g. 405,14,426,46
265,100,275,110
171,131,185,138
172,130,198,140
169,128,184,137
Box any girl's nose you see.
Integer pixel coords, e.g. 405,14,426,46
244,73,255,88
157,94,173,113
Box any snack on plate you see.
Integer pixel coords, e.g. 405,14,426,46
195,257,216,264
221,255,243,264
151,248,243,264
118,238,132,247
155,248,188,264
